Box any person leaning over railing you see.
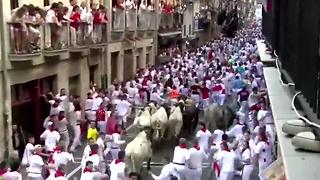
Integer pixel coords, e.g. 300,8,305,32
10,5,28,54
25,5,45,53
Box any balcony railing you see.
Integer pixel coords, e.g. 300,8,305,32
172,12,182,29
148,11,157,30
44,22,69,50
159,11,182,33
8,22,41,55
126,9,137,31
112,8,125,32
137,9,148,31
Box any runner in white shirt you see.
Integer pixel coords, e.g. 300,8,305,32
195,122,212,152
186,139,208,180
227,118,244,138
172,138,189,180
80,161,106,180
40,122,61,152
149,156,179,180
85,144,102,172
214,142,239,180
115,95,132,128
28,145,53,179
81,138,96,171
3,161,22,180
110,125,125,160
110,151,126,180
254,132,272,180
84,92,94,121
21,136,35,167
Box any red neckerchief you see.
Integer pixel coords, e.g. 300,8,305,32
0,169,7,176
54,170,65,177
260,134,270,145
193,144,200,150
83,167,92,173
49,127,55,132
115,159,123,164
58,115,64,121
201,128,207,133
53,146,62,153
89,151,98,156
179,143,187,149
213,162,221,177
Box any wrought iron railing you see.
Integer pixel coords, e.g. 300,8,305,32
112,7,125,31
8,22,41,54
44,22,69,50
126,8,137,30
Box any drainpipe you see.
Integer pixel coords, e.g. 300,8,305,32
0,0,12,159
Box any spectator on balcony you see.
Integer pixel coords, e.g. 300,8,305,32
26,5,45,52
45,3,61,49
67,0,79,19
10,5,28,54
70,5,81,46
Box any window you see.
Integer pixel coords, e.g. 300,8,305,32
189,24,192,36
10,0,18,10
44,0,50,6
183,25,186,36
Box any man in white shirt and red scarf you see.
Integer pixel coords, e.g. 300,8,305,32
186,139,208,180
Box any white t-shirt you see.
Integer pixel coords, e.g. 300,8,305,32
254,141,272,168
187,147,208,169
196,129,212,151
212,129,224,145
53,151,74,168
4,171,22,180
116,100,131,116
92,97,103,111
215,150,238,173
85,154,101,171
128,87,138,98
172,146,189,164
45,9,56,23
109,160,126,180
151,163,179,180
28,154,44,177
227,124,244,138
40,130,61,152
21,143,35,165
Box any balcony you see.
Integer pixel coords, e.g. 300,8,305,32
125,9,137,31
8,22,41,62
137,9,148,31
69,22,89,52
90,23,108,49
159,11,182,37
148,11,157,30
43,22,69,57
112,7,125,32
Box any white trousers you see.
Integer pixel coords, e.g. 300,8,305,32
174,164,188,180
59,130,70,151
219,172,235,180
70,27,77,46
186,168,202,180
70,125,81,151
110,148,120,160
97,121,107,134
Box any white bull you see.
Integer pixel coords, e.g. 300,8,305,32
151,106,169,139
125,130,152,173
168,104,183,138
133,107,152,129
